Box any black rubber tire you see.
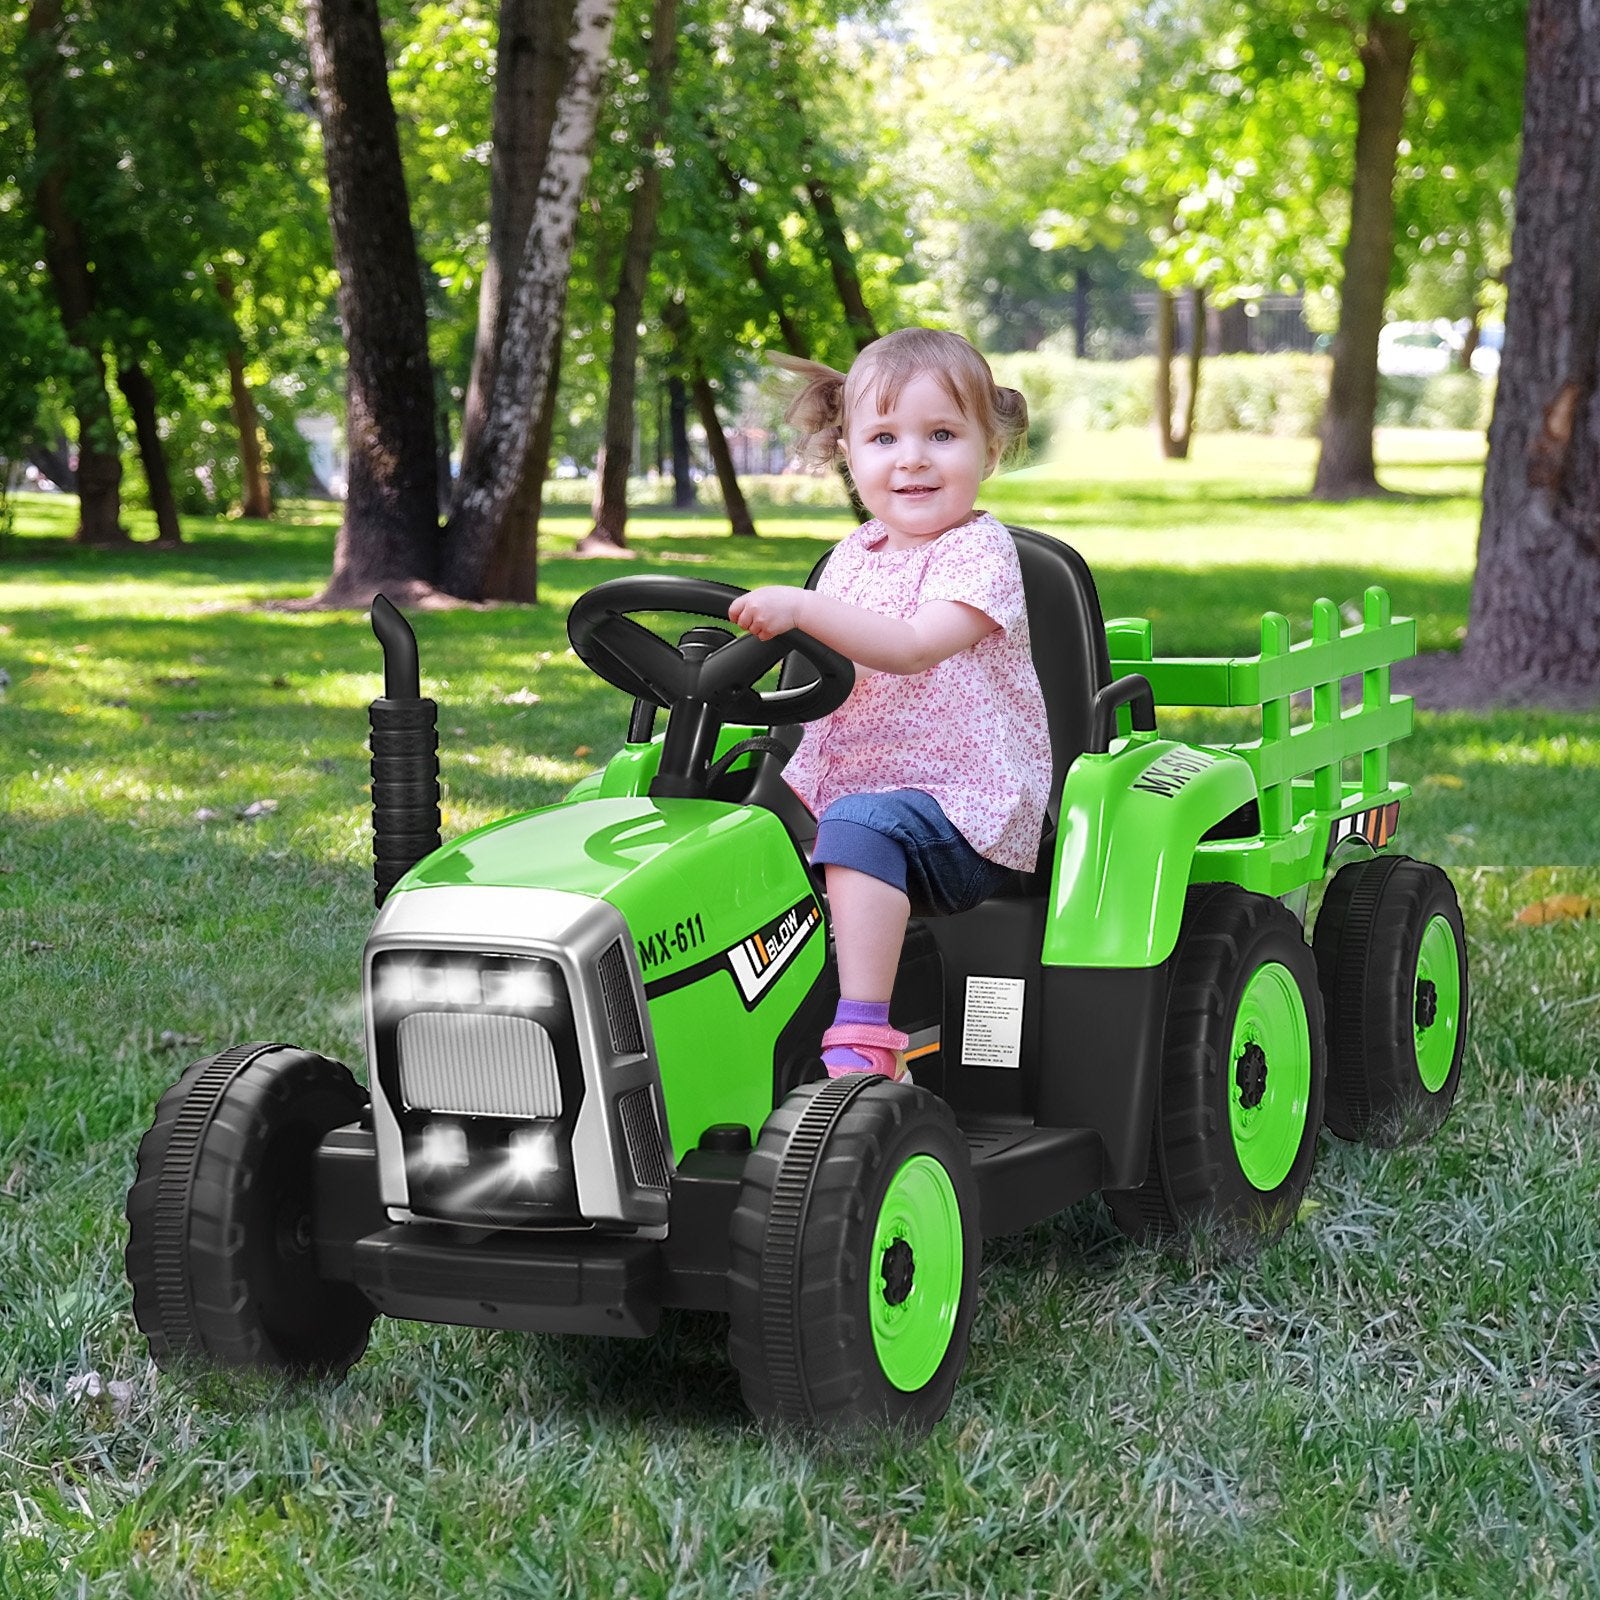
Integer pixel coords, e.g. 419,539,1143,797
727,1076,980,1439
1313,854,1468,1145
1105,884,1327,1257
125,1043,376,1377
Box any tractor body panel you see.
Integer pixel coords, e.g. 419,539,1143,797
1042,740,1258,969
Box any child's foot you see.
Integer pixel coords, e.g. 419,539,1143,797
821,1022,912,1081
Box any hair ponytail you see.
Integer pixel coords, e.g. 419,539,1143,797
768,352,848,467
992,386,1030,468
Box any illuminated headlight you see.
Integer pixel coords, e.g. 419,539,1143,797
482,965,556,1010
506,1125,559,1183
419,1122,468,1169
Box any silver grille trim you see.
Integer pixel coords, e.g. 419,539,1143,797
397,1011,561,1118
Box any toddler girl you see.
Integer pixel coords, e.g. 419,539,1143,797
728,328,1051,1080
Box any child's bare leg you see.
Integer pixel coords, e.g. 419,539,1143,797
821,865,911,1075
825,864,911,999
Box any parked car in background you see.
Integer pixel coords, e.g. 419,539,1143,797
1378,319,1503,379
1378,321,1457,377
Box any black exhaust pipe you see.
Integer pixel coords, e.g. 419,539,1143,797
369,594,442,907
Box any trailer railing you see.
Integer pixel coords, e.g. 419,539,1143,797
1105,587,1416,890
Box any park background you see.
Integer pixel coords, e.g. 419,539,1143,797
4,0,1600,1595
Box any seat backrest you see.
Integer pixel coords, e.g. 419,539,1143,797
784,525,1112,866
1007,525,1114,839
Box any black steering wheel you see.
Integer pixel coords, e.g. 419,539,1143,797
566,576,854,725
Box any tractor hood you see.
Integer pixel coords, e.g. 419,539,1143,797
388,797,820,995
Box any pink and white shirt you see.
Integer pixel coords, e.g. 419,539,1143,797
785,512,1052,872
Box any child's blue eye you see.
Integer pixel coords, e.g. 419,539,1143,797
873,431,894,445
932,429,953,442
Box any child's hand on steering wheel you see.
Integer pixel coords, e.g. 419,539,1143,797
728,586,809,641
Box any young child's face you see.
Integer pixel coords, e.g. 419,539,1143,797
840,370,999,543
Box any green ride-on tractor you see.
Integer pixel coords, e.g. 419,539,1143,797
125,528,1469,1437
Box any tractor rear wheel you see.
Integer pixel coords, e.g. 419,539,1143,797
727,1076,979,1438
126,1043,375,1378
1313,855,1468,1144
1106,885,1326,1257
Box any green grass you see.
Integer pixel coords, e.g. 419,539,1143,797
4,432,1599,1597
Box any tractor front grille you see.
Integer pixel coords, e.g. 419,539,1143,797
397,1011,562,1118
597,938,645,1056
617,1086,670,1189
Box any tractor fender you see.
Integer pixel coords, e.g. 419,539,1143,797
1042,741,1258,969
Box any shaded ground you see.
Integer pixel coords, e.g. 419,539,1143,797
1391,651,1600,712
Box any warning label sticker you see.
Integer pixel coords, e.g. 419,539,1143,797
962,976,1026,1069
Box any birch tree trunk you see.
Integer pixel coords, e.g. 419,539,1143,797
306,0,441,607
1311,10,1417,501
456,0,575,599
579,0,679,553
1464,0,1600,702
439,0,618,600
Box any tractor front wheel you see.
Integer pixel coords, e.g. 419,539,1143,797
728,1076,979,1438
125,1043,375,1378
1106,885,1326,1257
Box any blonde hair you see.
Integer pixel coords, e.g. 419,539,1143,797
772,329,1029,472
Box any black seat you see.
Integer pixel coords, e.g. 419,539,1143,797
744,524,1112,896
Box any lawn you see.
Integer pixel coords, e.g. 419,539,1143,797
3,431,1599,1597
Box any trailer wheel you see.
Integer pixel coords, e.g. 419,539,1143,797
1313,855,1468,1145
1106,885,1326,1257
125,1043,375,1377
727,1076,979,1438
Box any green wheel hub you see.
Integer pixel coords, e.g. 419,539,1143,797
1228,963,1313,1192
869,1154,964,1392
1414,914,1462,1092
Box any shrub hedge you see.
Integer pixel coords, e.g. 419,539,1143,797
988,351,1494,452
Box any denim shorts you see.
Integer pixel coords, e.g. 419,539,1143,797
810,789,1014,917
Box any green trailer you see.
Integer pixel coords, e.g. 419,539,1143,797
125,527,1468,1437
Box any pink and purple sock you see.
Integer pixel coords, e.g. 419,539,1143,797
823,998,892,1071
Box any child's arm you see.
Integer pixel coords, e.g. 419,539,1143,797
729,587,995,675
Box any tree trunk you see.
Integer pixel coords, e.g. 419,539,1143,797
481,351,562,602
116,363,182,544
762,29,879,354
1464,0,1600,701
226,345,273,518
456,0,575,598
23,0,125,545
1074,267,1092,358
668,373,694,508
699,121,813,358
579,0,679,554
439,0,618,600
1180,285,1205,457
1154,289,1179,458
691,367,757,538
306,0,441,606
216,270,272,519
802,169,879,353
1311,11,1417,501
